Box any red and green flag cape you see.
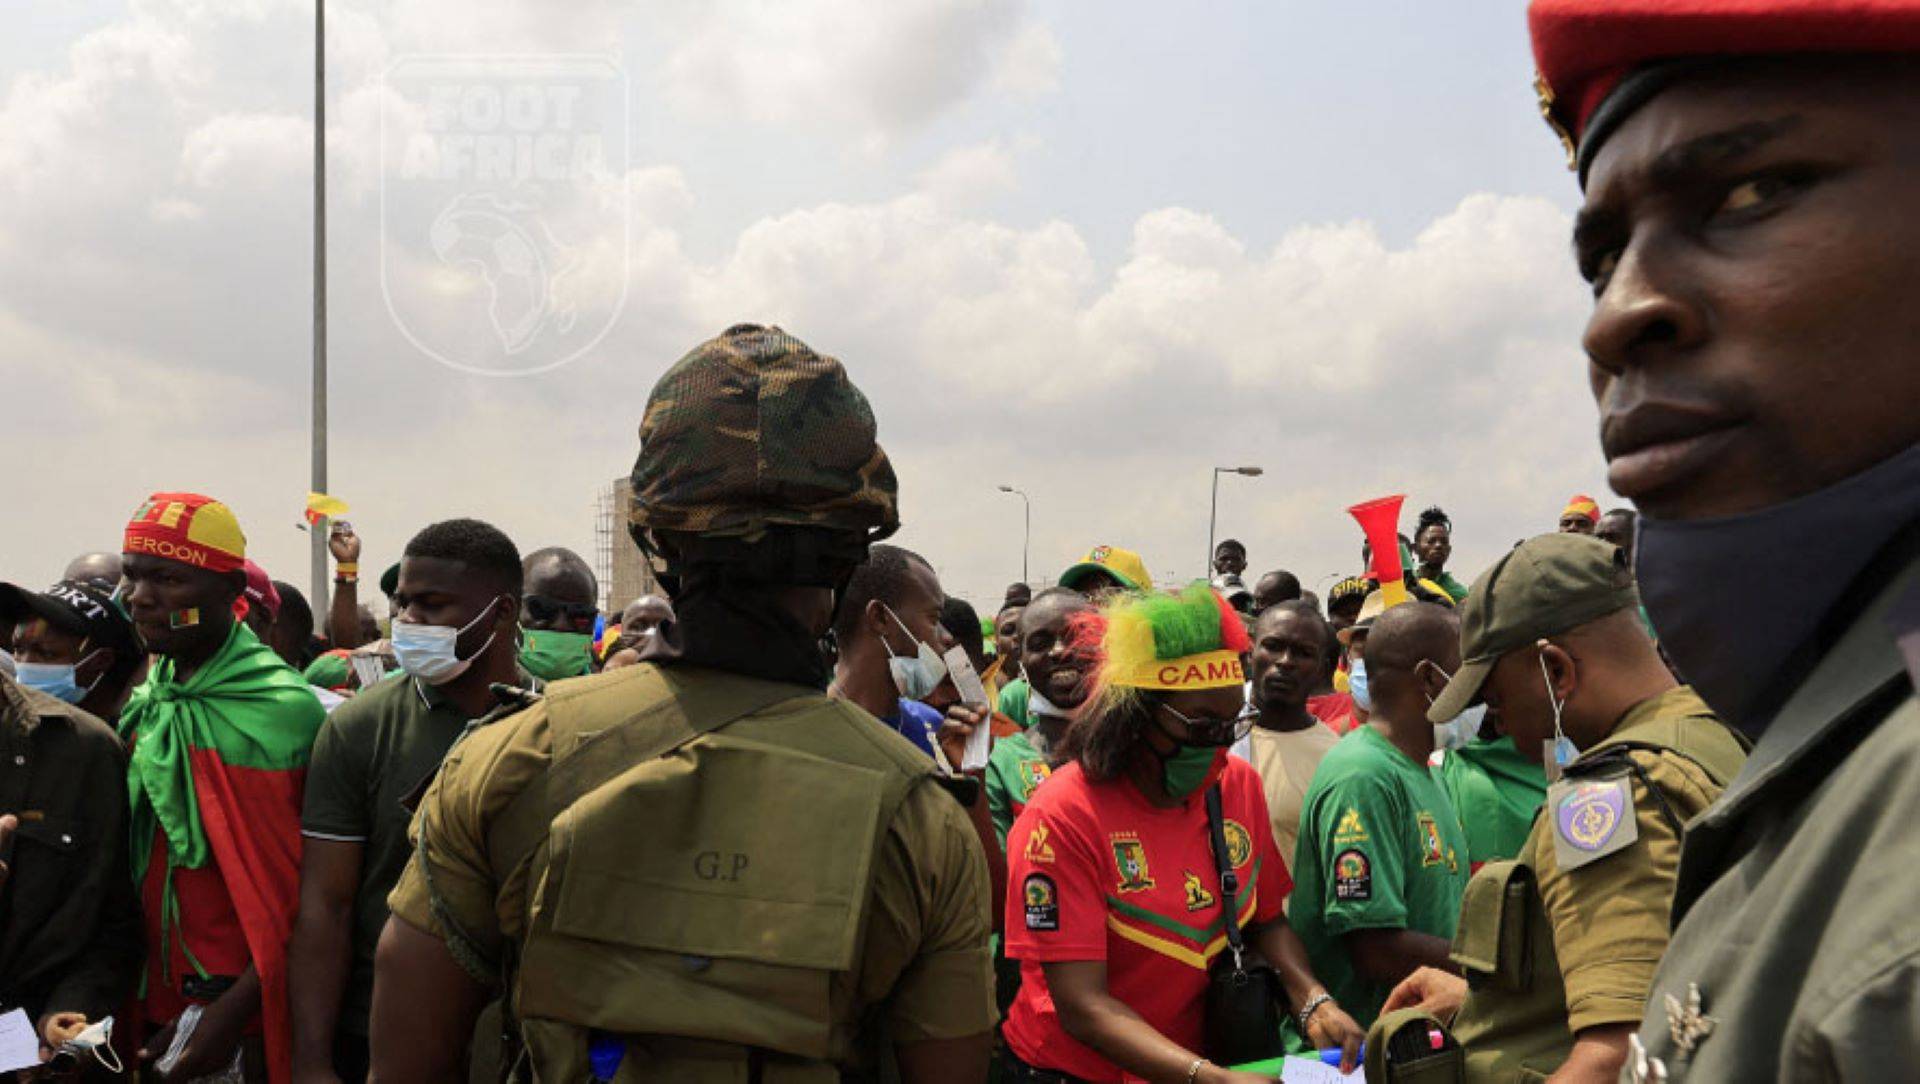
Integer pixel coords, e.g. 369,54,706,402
121,621,324,1084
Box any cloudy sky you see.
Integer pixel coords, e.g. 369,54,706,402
1,0,1612,616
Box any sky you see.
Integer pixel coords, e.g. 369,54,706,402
0,0,1614,616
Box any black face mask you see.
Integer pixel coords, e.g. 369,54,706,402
1634,443,1920,736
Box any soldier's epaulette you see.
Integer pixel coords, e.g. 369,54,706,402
451,684,544,742
1563,745,1638,777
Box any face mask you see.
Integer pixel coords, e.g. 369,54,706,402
392,597,502,686
882,605,947,701
57,1016,122,1074
1153,701,1246,799
1634,442,1920,736
1162,743,1225,800
519,629,593,681
1348,657,1372,712
1538,644,1578,782
15,649,105,704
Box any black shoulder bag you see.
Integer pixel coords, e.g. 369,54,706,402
1202,783,1287,1065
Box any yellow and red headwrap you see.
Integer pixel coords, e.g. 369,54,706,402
124,492,247,574
1561,494,1599,524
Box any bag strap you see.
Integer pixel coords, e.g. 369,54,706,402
1204,783,1244,969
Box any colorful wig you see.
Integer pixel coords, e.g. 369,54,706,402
1070,583,1250,719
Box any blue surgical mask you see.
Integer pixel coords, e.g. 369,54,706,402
1348,657,1372,712
883,606,948,701
391,598,503,686
15,649,104,704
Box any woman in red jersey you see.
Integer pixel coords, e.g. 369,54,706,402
1002,585,1363,1083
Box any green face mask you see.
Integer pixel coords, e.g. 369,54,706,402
1162,743,1223,800
519,629,593,680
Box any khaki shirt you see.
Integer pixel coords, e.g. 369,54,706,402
1449,687,1746,1081
1242,722,1338,882
387,667,996,1066
1630,549,1920,1082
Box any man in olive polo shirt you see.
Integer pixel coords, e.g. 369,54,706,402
1374,535,1747,1082
288,519,531,1083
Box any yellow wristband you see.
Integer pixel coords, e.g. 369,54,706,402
335,562,359,574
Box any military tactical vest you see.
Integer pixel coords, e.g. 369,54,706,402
1441,711,1748,1083
483,664,937,1083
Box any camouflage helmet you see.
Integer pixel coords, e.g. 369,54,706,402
630,324,900,545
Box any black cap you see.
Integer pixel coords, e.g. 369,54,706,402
0,580,140,653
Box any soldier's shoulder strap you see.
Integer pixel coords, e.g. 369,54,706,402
481,663,812,881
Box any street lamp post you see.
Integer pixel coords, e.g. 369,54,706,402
997,485,1031,584
1208,466,1263,578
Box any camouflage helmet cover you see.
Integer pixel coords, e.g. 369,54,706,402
630,324,900,541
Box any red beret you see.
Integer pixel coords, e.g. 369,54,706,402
1529,0,1920,178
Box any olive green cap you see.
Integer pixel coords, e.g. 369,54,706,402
1427,533,1638,723
629,324,899,542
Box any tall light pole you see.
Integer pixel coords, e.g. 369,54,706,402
309,0,330,610
1208,466,1263,578
997,485,1031,584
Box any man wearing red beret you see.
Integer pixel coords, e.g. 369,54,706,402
1527,3,1920,1079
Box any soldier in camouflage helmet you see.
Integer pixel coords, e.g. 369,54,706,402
372,325,996,1084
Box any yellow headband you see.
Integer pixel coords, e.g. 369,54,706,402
1111,649,1245,691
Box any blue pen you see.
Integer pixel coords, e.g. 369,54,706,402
1319,1042,1363,1066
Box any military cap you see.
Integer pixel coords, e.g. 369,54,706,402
1529,0,1920,182
630,324,899,542
1428,533,1638,723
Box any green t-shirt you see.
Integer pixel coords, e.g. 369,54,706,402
984,726,1058,848
300,672,526,1035
1434,736,1548,870
1288,725,1471,1028
996,677,1031,729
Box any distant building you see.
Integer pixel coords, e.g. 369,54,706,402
595,478,662,614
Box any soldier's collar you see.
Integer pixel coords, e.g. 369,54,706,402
1694,542,1920,833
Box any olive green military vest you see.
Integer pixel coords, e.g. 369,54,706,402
484,664,937,1083
1440,711,1747,1083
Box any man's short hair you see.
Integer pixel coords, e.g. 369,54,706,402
404,519,524,597
833,544,931,644
272,580,315,644
1216,538,1246,555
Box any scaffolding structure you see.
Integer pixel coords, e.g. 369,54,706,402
592,484,617,614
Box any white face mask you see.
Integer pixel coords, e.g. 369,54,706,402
59,1015,122,1074
1539,643,1578,782
882,605,947,701
391,597,503,686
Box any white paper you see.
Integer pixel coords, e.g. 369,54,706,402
943,645,993,772
1278,1055,1364,1084
0,1008,41,1074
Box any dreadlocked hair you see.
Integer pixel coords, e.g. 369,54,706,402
1418,505,1452,535
1066,584,1250,781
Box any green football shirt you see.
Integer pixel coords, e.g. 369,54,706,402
1434,735,1548,870
1288,724,1470,1028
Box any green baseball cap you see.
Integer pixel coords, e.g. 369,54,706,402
1427,533,1639,723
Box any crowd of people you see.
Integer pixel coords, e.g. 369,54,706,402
4,2,1920,1082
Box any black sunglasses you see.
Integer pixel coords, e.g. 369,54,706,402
525,595,599,626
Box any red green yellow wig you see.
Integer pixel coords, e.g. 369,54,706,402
1071,583,1251,717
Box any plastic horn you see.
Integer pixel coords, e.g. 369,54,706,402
1348,494,1410,608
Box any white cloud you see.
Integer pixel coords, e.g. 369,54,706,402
659,0,1057,143
0,0,1611,614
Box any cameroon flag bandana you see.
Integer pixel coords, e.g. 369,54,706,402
121,621,324,1084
